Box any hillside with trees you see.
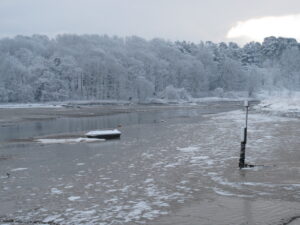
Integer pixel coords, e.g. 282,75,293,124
0,35,299,103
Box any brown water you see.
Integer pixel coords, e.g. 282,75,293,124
0,102,299,225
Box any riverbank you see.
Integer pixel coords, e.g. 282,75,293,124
0,101,244,144
0,101,237,125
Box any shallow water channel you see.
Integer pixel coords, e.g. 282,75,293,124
0,102,239,142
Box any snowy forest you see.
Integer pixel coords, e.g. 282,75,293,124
0,35,300,103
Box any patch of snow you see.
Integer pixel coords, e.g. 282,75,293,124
0,103,62,109
164,162,182,168
205,159,215,166
190,95,250,103
258,99,300,113
68,196,81,201
51,188,63,195
242,182,276,188
177,146,199,153
37,138,105,144
43,215,61,223
213,187,252,198
255,91,300,116
126,201,151,221
142,209,162,220
213,187,236,196
141,153,153,159
78,210,96,215
0,100,133,109
11,168,28,172
64,185,73,189
191,156,209,160
144,178,154,183
119,185,131,192
85,129,121,136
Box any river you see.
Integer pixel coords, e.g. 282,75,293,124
0,101,299,225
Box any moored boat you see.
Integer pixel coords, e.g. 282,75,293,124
86,129,121,139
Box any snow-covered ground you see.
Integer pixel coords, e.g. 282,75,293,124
255,91,300,117
0,103,63,109
0,100,131,109
85,129,121,136
0,93,250,109
36,138,105,144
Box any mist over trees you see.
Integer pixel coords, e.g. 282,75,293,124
0,34,299,103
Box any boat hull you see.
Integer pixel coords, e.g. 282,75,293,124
86,133,121,139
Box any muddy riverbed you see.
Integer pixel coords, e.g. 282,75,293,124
0,101,299,225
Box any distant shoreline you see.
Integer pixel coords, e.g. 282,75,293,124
0,100,246,125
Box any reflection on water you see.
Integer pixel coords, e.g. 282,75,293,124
0,103,239,142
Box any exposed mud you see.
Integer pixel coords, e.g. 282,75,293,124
0,102,299,225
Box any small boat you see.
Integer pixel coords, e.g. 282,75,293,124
86,129,121,139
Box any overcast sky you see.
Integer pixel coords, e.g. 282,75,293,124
1,0,300,45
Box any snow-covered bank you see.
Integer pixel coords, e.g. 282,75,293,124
0,95,249,109
0,100,131,109
0,90,256,109
36,138,105,144
254,91,300,117
0,103,63,109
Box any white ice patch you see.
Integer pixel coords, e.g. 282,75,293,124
213,187,252,198
78,210,96,215
144,178,154,183
51,188,63,195
43,215,61,223
64,185,73,189
242,182,276,188
255,93,300,115
37,138,105,144
126,201,151,221
0,103,62,109
68,196,81,201
164,162,182,168
11,168,28,172
213,187,236,196
85,129,121,136
177,146,199,153
141,153,153,159
119,185,131,192
191,156,209,160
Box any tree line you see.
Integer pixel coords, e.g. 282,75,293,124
0,34,299,102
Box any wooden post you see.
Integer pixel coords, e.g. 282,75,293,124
239,101,249,169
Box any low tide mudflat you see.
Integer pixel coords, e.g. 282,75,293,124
0,101,299,225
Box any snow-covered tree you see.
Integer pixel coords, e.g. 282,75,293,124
0,34,300,102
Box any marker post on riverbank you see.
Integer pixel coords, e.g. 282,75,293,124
239,100,249,169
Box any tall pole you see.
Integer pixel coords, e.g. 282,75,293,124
239,100,249,169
